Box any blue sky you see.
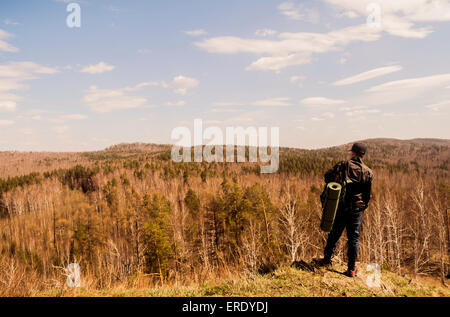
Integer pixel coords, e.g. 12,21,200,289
1,0,450,151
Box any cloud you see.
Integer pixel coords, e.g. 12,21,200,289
345,109,381,116
0,29,18,52
83,85,148,113
184,29,207,36
4,19,20,26
247,53,312,71
80,62,115,74
166,101,186,107
301,97,346,107
196,1,450,72
338,11,359,19
251,97,293,106
60,114,87,120
214,97,293,107
365,73,450,105
367,73,450,94
210,108,242,113
312,112,335,121
52,125,69,134
326,0,450,38
278,2,320,23
0,120,14,126
46,114,88,123
163,75,199,95
425,100,450,112
0,100,16,112
0,61,59,112
333,65,403,86
195,24,380,71
290,75,306,83
255,29,277,37
278,2,302,20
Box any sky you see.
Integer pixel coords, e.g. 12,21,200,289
0,0,450,151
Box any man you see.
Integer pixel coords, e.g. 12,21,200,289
318,143,373,277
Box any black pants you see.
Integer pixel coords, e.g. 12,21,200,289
324,207,363,270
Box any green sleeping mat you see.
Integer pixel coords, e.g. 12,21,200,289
320,182,342,232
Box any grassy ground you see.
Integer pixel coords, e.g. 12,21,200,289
39,263,449,297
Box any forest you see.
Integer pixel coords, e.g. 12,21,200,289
0,138,448,296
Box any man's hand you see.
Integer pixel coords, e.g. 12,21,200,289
353,201,366,210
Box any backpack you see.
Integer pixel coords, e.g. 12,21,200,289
320,161,351,208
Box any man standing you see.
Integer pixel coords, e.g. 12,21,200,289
318,143,373,277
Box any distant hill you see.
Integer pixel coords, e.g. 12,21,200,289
0,138,448,178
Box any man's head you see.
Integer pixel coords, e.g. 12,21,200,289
350,142,367,158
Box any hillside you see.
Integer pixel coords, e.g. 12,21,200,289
0,138,448,297
39,264,450,297
1,138,448,178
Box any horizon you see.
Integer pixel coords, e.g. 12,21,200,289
1,136,448,154
1,1,450,151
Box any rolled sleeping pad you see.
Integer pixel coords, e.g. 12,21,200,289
320,182,342,232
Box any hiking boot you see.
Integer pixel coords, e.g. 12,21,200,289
315,258,332,268
344,268,357,277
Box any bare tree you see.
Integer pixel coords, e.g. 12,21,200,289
279,195,303,263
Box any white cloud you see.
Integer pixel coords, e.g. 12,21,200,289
210,108,242,113
60,114,87,120
52,125,69,134
123,81,160,91
367,73,450,93
163,75,199,95
247,53,312,71
83,85,148,113
213,102,245,107
166,101,186,107
0,120,14,126
290,75,306,83
326,0,450,38
255,29,277,37
338,11,359,19
214,97,293,107
367,73,450,101
354,73,450,106
47,114,88,123
278,2,302,20
339,56,348,65
184,29,207,36
196,24,380,71
196,1,449,72
333,65,403,86
425,100,450,112
0,61,59,112
278,2,319,23
345,109,381,116
80,62,115,74
301,97,346,107
251,97,293,106
0,100,16,112
312,112,335,121
4,19,20,26
0,29,18,52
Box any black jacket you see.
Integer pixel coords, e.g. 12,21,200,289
324,157,373,211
